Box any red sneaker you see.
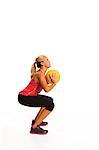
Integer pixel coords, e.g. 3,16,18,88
31,120,48,126
30,126,48,135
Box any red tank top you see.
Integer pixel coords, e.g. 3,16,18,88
19,79,43,96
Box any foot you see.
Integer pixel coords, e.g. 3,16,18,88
32,120,48,126
30,126,48,135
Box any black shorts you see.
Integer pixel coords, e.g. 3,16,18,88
18,94,55,111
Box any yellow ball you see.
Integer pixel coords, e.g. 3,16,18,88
46,70,60,84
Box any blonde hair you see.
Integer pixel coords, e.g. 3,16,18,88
30,55,46,79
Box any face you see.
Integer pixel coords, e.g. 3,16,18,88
42,57,51,68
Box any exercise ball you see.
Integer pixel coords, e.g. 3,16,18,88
45,70,60,84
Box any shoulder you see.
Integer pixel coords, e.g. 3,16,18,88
35,71,46,81
36,71,44,77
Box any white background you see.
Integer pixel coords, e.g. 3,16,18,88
0,0,99,150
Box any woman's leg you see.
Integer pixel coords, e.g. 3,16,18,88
34,107,45,121
18,94,55,127
32,108,51,128
32,99,55,128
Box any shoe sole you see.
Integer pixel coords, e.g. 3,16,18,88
30,130,48,134
31,124,48,126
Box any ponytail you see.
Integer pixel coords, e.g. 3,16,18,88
30,62,37,79
30,55,45,79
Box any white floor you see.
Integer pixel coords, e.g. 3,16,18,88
0,107,99,150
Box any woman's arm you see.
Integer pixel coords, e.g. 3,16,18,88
37,73,56,92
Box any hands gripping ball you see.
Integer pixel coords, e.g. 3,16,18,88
45,70,60,84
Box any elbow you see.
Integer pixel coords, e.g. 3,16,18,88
44,87,49,93
44,89,49,93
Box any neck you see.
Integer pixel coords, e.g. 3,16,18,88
39,66,48,74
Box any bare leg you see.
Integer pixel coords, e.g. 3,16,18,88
32,109,51,128
34,107,45,121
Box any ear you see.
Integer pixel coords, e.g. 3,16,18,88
40,61,44,66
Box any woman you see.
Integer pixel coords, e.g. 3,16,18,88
18,55,58,134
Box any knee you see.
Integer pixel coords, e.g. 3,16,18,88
46,98,55,111
49,102,55,111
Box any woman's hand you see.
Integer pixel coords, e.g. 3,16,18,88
37,72,56,92
49,73,58,84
